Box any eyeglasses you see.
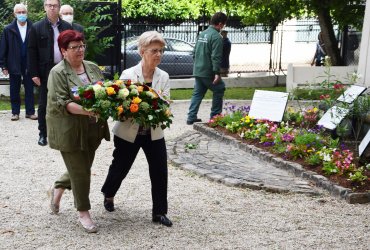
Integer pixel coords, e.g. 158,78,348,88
146,48,164,55
15,11,27,14
67,44,87,51
45,4,60,9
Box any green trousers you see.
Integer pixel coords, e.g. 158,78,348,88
54,124,102,211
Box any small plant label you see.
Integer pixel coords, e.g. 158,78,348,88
337,85,367,103
317,106,349,130
359,129,370,157
248,90,289,122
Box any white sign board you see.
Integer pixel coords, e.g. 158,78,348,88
337,85,367,103
359,129,370,156
248,90,289,122
317,106,349,130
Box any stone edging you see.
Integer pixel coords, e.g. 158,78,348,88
193,123,370,204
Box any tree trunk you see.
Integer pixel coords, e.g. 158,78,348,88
317,6,343,65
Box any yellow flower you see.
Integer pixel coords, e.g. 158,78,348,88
115,80,123,86
132,96,142,104
106,87,116,96
165,109,171,117
313,107,318,113
149,88,159,98
288,107,295,113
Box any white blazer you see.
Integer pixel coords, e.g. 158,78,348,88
112,62,170,143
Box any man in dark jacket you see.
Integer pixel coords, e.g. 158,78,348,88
0,3,37,121
28,0,72,146
187,12,227,125
59,4,84,33
220,30,231,77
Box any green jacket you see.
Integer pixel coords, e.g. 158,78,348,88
193,26,223,78
46,59,110,152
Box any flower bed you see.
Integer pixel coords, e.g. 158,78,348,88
208,102,370,194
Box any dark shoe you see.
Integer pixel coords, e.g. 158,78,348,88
186,118,202,125
26,114,38,120
152,214,173,227
104,197,115,212
11,114,19,121
38,136,47,146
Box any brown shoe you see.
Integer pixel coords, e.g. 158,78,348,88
11,114,19,121
26,114,38,120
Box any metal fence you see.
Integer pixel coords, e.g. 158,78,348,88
116,18,358,77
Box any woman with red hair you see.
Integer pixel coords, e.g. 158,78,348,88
46,30,110,233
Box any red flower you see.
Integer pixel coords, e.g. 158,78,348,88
83,89,94,99
334,83,344,90
320,94,330,100
152,99,158,109
111,84,120,93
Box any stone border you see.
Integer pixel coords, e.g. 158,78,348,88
193,123,370,204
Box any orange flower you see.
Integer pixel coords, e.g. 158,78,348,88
117,105,123,115
137,86,144,93
130,103,139,113
165,109,171,117
96,81,104,86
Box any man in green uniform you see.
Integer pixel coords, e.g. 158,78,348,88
187,12,227,125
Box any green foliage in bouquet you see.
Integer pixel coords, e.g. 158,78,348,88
72,80,173,129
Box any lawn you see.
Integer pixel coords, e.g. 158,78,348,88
0,86,287,111
170,86,286,100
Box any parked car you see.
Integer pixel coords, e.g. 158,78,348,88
103,37,194,78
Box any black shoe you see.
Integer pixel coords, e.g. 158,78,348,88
104,197,115,212
38,136,47,146
152,214,173,227
186,118,202,125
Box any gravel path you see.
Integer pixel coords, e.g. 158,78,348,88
0,100,369,249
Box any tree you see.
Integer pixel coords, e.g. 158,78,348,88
119,0,228,22
213,0,366,66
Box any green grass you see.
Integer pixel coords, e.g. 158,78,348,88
171,86,286,100
0,86,286,111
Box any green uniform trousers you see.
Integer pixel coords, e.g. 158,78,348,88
54,122,102,211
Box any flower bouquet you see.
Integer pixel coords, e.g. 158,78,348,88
72,79,173,129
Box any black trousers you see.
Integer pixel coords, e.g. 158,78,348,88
101,135,168,215
37,79,48,137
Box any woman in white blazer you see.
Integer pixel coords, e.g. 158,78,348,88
101,31,172,227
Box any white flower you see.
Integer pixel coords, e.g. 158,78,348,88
118,88,129,99
323,153,332,162
93,84,102,91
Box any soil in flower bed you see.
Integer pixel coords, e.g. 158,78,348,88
212,126,370,193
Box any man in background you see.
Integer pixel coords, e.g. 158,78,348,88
311,32,326,66
187,12,227,125
220,30,231,77
0,3,37,121
59,4,84,33
28,0,72,146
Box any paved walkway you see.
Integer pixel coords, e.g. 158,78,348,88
168,130,322,195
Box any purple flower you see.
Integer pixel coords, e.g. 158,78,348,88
262,142,275,147
282,133,294,142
